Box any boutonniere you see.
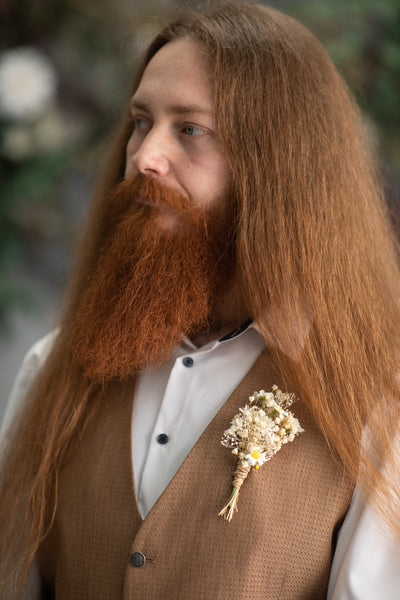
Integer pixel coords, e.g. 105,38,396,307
219,385,304,521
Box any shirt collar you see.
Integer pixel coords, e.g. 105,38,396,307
180,319,259,354
218,318,254,342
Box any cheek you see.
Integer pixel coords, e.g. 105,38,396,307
205,155,232,198
193,172,232,218
124,139,137,177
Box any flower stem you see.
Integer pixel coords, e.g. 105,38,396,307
218,486,239,521
219,461,251,521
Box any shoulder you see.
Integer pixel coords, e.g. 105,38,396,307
21,330,58,367
0,330,58,439
328,486,400,599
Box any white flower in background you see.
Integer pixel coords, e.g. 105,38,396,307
0,47,57,120
2,125,33,160
2,108,87,161
33,109,69,152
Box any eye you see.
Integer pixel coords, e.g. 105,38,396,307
182,124,207,137
132,116,151,131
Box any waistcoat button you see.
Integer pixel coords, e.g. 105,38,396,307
129,552,146,568
182,356,194,367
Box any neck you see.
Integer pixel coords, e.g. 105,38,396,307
189,279,250,347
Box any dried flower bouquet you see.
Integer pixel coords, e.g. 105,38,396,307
219,386,304,521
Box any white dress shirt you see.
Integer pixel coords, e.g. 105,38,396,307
132,322,265,517
3,326,400,599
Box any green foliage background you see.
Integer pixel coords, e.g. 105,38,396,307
1,0,399,332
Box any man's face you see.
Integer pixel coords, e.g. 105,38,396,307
125,37,232,232
69,38,236,381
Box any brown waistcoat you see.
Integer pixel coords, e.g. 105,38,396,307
37,349,354,599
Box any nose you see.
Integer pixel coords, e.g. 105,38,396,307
130,128,170,178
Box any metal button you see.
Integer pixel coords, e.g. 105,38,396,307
157,433,169,445
129,552,146,568
182,356,194,367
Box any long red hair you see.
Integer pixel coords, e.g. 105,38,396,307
2,1,400,594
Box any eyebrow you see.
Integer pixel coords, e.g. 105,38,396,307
129,98,213,117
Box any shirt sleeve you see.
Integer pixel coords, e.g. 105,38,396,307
0,331,57,599
0,330,57,440
327,485,400,599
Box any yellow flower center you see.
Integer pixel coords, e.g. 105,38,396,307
251,449,261,459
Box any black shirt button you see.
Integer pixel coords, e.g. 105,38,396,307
129,552,146,568
182,356,194,367
157,433,169,445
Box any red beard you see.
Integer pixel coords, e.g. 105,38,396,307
69,175,234,381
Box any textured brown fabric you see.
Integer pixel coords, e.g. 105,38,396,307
37,379,140,598
37,349,354,599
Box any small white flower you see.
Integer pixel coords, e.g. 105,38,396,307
244,448,266,468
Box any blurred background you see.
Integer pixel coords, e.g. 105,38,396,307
1,0,399,420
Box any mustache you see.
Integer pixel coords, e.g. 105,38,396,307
108,174,198,219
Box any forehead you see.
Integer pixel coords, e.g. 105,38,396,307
132,37,214,114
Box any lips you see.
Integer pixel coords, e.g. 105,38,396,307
136,197,156,207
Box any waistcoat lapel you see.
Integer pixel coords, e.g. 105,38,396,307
37,348,354,600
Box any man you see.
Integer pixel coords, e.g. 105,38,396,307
1,2,400,598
